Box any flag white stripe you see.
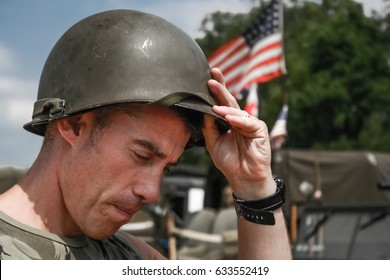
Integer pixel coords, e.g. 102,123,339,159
251,33,282,54
247,47,283,69
244,83,259,117
270,104,288,139
270,121,286,138
238,62,283,89
224,63,246,83
208,37,247,67
216,45,250,72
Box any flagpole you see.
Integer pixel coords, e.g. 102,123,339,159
279,0,287,75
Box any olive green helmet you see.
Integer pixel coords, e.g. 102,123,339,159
24,9,229,146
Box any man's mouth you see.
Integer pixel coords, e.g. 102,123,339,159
113,205,135,221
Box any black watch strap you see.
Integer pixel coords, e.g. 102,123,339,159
233,175,286,225
234,203,276,225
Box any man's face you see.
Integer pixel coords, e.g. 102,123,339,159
60,105,191,239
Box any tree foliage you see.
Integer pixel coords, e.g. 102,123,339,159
195,0,390,152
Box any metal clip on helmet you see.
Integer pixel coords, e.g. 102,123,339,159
24,9,229,146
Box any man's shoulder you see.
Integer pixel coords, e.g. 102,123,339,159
111,230,166,260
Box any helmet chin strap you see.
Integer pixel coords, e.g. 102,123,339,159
24,98,66,136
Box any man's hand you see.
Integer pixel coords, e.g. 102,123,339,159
203,68,275,200
203,68,292,260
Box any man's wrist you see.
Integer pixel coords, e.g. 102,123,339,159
231,174,277,200
233,175,287,225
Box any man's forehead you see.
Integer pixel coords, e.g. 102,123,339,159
121,103,175,117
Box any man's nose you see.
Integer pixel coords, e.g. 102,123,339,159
132,174,161,204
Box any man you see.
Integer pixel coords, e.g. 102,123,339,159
0,9,291,259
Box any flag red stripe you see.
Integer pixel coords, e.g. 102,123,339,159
221,52,250,77
225,72,243,90
242,69,283,89
225,42,283,94
229,55,283,93
252,41,282,58
247,55,283,75
208,37,246,66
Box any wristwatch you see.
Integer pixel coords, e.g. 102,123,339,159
233,175,286,225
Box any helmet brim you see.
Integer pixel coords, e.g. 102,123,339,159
173,98,230,147
176,98,229,131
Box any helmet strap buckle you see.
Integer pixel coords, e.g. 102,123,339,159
47,99,66,119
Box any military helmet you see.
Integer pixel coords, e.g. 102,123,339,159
24,9,229,146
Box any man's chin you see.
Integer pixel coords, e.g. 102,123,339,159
85,223,125,240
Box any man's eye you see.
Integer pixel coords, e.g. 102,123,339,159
135,152,150,161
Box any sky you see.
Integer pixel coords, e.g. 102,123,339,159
0,0,387,168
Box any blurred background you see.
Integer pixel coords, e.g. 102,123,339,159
1,0,390,259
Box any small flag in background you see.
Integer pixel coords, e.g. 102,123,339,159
244,84,259,117
208,0,286,99
270,104,288,149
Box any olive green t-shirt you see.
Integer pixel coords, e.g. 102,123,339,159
0,211,143,260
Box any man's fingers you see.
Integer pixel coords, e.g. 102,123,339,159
210,68,226,87
208,68,240,109
202,114,222,152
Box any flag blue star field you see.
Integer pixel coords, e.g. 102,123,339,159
208,0,286,99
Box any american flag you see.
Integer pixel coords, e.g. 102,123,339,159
269,104,288,149
244,84,259,117
208,0,286,99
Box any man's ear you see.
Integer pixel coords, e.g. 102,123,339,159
57,113,94,147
